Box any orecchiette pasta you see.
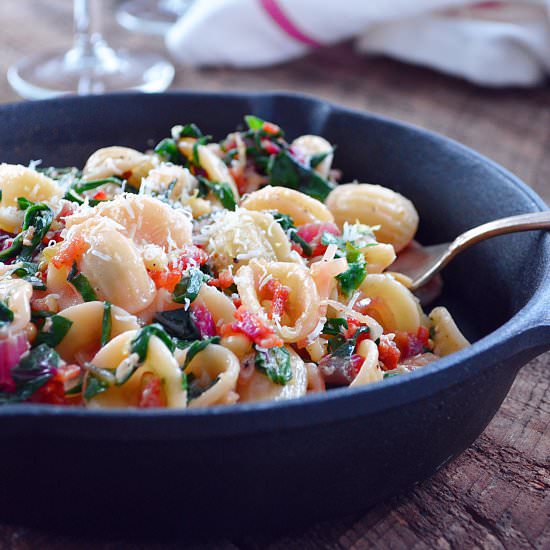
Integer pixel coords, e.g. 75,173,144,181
82,146,154,188
0,115,469,409
326,183,419,252
241,186,334,225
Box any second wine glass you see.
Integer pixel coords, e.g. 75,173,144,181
8,0,175,99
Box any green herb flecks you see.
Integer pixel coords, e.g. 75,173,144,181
336,242,367,297
254,345,292,386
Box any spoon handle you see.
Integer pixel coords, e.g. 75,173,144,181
452,210,550,251
411,210,550,290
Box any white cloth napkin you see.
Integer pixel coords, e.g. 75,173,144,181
166,0,550,86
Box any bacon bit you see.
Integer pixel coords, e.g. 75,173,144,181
51,236,88,269
149,270,181,292
378,338,401,371
208,270,234,290
139,374,166,408
394,326,431,360
92,189,107,201
261,138,280,155
229,306,282,348
297,222,340,257
262,278,290,320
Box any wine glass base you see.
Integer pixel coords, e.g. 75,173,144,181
117,0,193,35
8,49,175,100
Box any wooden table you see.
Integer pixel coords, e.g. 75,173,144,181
1,2,549,548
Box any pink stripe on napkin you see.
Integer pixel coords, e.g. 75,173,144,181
259,0,322,47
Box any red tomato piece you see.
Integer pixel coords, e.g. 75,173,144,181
263,278,290,320
208,270,234,290
139,374,166,408
261,139,280,155
149,270,182,293
92,189,108,201
297,222,340,257
230,306,283,348
51,236,88,269
262,121,281,135
378,338,401,371
394,326,431,360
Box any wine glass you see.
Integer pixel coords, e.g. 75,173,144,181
7,0,175,99
117,0,193,35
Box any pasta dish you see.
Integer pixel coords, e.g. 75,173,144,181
0,116,469,408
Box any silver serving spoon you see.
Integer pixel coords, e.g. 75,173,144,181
393,210,550,292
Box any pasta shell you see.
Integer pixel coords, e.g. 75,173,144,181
429,306,469,356
237,347,308,403
241,186,334,225
326,183,419,252
0,277,32,336
291,135,333,178
83,146,154,188
55,301,140,364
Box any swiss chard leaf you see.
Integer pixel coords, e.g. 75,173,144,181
267,151,335,202
130,324,175,362
322,317,348,336
1,344,60,403
154,309,201,341
19,203,54,261
336,242,367,297
0,301,14,327
83,375,110,401
254,345,292,386
154,138,185,164
244,115,265,130
197,177,237,211
330,326,370,360
180,336,221,370
172,268,208,304
9,261,46,290
172,123,203,139
72,176,124,194
101,301,112,347
17,197,34,210
34,315,73,347
272,212,313,256
309,148,334,169
67,263,98,302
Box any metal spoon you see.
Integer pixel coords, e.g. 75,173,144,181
393,210,550,292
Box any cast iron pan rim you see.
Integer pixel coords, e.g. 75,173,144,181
0,92,548,438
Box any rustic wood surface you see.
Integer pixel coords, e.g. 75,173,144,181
1,1,549,548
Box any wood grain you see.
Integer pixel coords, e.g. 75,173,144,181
0,1,549,548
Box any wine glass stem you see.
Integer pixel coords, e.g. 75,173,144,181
73,0,105,56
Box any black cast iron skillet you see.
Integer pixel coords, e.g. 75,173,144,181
0,92,548,537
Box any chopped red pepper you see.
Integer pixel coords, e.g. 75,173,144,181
297,222,341,257
51,236,88,269
228,306,282,348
